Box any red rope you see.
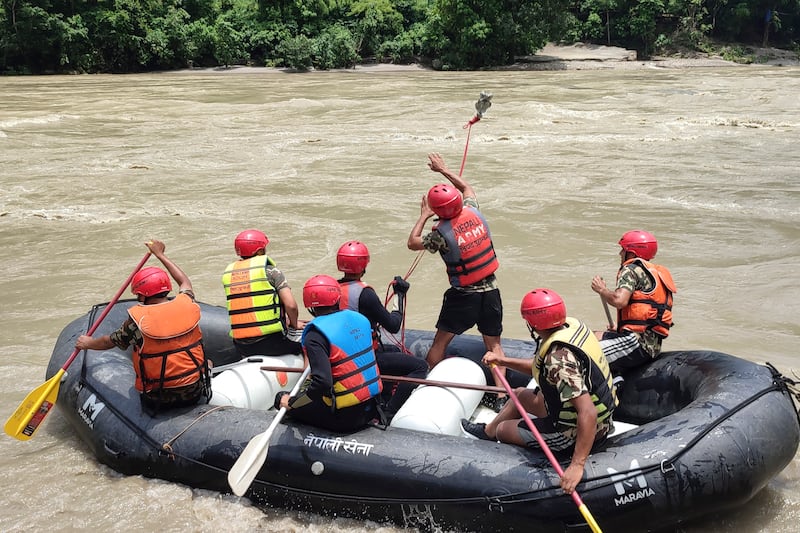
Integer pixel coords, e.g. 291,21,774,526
387,112,483,355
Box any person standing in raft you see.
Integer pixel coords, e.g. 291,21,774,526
591,230,677,374
461,289,617,495
335,240,428,421
75,240,210,413
222,229,305,358
275,275,382,433
406,152,507,408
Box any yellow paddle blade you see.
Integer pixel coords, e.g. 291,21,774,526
4,369,65,441
579,503,603,533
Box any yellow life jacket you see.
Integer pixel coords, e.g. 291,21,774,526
222,255,283,339
534,317,616,427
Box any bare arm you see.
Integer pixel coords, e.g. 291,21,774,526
146,239,192,292
482,351,534,376
428,152,476,200
278,286,300,329
591,275,631,309
560,393,597,494
407,195,435,251
75,334,115,351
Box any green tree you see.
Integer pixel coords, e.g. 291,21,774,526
314,22,358,68
626,0,665,56
426,0,568,69
349,0,404,57
279,33,314,69
1,0,69,72
212,17,246,67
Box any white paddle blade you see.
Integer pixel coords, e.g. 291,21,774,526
227,366,311,496
228,408,286,496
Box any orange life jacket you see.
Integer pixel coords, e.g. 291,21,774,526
433,206,499,287
617,258,677,338
128,293,206,394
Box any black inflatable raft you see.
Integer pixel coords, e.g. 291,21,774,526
47,300,800,532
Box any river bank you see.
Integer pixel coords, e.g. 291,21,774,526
174,42,800,75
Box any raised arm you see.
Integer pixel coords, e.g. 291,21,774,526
407,195,435,251
427,152,476,200
146,239,192,292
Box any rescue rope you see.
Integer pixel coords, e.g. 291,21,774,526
161,405,227,456
391,92,493,352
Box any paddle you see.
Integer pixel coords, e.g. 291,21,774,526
210,356,283,376
490,364,604,533
258,365,507,394
4,252,152,441
228,366,312,497
601,298,615,331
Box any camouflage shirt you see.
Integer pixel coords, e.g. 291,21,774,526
541,345,614,440
616,262,663,358
265,264,290,292
422,197,498,293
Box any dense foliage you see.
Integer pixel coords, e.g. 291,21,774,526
1,0,798,73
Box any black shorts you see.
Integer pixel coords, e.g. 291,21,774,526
436,287,503,336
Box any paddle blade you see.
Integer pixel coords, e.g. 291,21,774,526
227,410,284,496
4,369,65,441
227,365,311,496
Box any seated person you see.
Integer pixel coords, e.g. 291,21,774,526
335,240,428,420
462,288,616,495
76,240,210,413
275,275,381,433
222,229,305,357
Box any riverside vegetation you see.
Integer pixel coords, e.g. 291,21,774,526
1,0,798,74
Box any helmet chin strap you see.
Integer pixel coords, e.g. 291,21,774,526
526,323,542,343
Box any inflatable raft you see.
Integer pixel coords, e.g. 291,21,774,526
48,300,800,532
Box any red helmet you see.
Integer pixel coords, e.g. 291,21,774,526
303,275,342,308
235,229,269,258
131,267,172,297
427,183,463,219
336,241,370,274
619,230,657,260
520,289,566,331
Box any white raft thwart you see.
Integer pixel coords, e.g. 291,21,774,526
209,355,304,410
390,357,486,436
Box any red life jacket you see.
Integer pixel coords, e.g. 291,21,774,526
618,258,677,338
127,293,206,394
433,206,499,287
338,279,380,350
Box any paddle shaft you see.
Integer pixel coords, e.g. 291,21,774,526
491,365,603,533
601,298,615,330
210,356,285,376
4,252,151,440
61,252,152,372
258,365,506,394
